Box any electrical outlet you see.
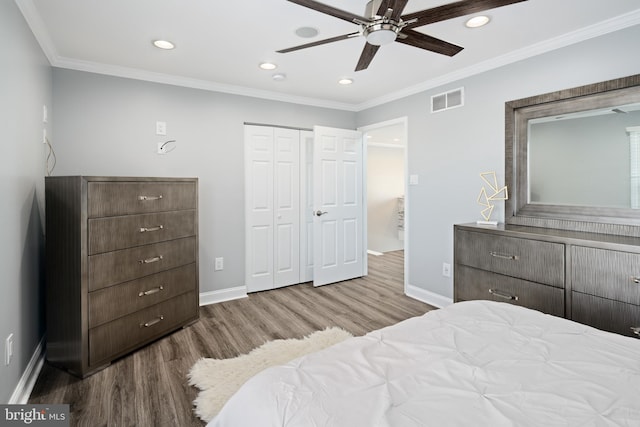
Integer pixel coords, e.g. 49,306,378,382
5,333,14,366
442,262,451,277
214,257,224,271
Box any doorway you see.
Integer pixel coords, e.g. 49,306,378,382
359,118,408,289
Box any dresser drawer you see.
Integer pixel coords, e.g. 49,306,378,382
455,230,564,287
88,237,196,291
88,181,197,218
455,265,565,316
89,291,198,365
571,292,640,339
88,263,196,328
571,246,640,305
88,210,196,255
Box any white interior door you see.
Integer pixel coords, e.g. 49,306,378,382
245,125,300,292
313,125,365,287
273,128,300,287
299,130,314,283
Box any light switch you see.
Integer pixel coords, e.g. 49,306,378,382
156,121,167,136
409,174,419,185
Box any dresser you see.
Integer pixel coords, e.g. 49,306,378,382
454,223,640,339
45,176,199,377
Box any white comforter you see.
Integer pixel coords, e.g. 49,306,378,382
209,300,640,426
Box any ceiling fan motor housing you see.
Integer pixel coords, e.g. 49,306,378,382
365,0,386,18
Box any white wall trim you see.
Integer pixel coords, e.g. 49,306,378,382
405,284,453,309
16,0,640,113
9,336,45,404
199,287,248,306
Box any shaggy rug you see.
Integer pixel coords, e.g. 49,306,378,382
187,327,353,422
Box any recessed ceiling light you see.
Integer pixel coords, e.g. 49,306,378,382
153,40,175,50
465,15,490,28
295,27,319,38
259,62,277,70
272,73,287,81
338,78,353,85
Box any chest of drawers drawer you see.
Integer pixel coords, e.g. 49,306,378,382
89,291,198,365
88,210,196,254
571,292,640,338
572,246,640,305
88,236,196,291
88,263,196,328
455,265,564,316
455,229,565,287
88,181,197,217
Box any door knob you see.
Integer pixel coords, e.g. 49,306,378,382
315,210,328,216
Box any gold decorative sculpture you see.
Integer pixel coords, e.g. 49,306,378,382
477,171,508,225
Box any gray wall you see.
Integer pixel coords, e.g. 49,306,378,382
52,69,356,295
356,24,640,300
1,1,51,403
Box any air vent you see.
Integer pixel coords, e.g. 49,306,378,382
431,87,464,113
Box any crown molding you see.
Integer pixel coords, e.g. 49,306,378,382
52,56,360,112
355,9,640,111
16,0,640,113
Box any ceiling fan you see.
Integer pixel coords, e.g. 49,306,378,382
278,0,528,71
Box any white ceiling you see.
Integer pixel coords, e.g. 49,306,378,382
17,0,640,111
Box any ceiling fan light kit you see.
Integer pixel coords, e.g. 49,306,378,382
279,0,528,71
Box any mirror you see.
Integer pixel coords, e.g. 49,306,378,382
505,74,640,234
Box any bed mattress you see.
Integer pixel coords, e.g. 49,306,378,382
208,300,640,426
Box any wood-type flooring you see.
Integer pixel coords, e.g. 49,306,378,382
29,250,434,426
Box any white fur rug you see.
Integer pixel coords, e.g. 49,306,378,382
187,327,353,422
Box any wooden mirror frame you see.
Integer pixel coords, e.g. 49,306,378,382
505,74,640,236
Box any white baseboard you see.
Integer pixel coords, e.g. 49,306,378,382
199,286,248,306
405,284,453,308
9,336,46,404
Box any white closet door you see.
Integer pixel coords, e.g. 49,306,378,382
299,130,314,283
245,126,275,292
313,126,365,287
273,128,300,287
245,125,300,292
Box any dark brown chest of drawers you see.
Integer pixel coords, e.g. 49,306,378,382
454,223,640,339
45,176,199,377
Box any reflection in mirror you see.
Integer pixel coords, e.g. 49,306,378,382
528,103,640,209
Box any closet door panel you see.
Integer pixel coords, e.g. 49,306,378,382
245,126,275,292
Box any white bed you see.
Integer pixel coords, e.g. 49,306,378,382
208,300,640,427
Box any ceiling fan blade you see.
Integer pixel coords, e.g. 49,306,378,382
277,32,360,54
396,29,463,57
402,0,528,29
286,0,368,24
389,0,409,21
355,43,381,71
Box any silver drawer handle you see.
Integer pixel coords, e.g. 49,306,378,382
141,315,164,328
489,251,519,261
140,225,164,233
138,286,164,297
631,277,640,284
138,195,163,201
138,255,163,264
631,326,640,337
489,288,519,301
